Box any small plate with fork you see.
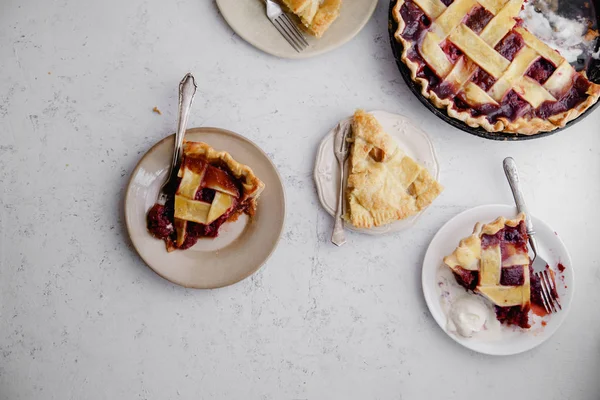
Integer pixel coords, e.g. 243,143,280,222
216,0,378,59
313,110,440,235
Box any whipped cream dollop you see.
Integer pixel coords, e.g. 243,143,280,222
447,296,489,338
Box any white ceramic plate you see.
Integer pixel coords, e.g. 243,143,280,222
314,110,440,235
216,0,378,59
125,127,286,289
422,204,574,355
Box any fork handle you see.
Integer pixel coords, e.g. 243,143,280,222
331,158,347,247
503,157,539,255
168,73,197,182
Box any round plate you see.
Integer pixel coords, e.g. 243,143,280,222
314,110,440,235
124,127,286,289
422,204,574,355
216,0,378,59
387,0,600,141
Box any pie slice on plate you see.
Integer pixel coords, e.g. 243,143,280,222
443,213,559,328
147,141,265,252
392,0,600,135
344,110,443,229
279,0,342,37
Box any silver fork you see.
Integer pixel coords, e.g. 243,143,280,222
263,0,309,52
331,121,351,247
156,73,198,206
503,157,562,314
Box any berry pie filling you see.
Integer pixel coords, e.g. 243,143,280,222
463,5,494,34
146,142,264,252
147,163,251,250
395,0,597,129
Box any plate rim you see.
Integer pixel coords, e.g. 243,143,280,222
421,203,575,355
124,126,286,289
216,0,378,60
387,0,600,140
313,109,440,235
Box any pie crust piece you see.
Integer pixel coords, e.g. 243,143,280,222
345,110,443,229
444,213,534,328
392,0,600,135
279,0,342,37
147,141,265,252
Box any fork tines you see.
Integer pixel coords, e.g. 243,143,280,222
536,270,562,313
265,0,309,52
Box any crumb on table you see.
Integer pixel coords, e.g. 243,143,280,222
152,106,162,115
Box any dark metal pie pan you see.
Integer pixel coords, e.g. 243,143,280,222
388,0,600,141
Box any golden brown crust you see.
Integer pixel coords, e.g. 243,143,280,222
308,0,342,37
443,213,531,309
345,110,443,229
480,213,525,235
183,141,265,203
281,0,311,12
279,0,342,37
443,213,526,272
392,0,600,135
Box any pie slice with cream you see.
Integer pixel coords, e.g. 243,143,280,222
344,110,443,229
443,213,560,328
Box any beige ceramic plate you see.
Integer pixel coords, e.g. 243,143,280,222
125,128,285,289
216,0,378,59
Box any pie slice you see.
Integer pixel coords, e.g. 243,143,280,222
443,213,559,328
392,0,600,135
344,110,443,228
147,141,265,252
279,0,342,37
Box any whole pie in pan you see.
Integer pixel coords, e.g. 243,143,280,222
345,110,443,229
147,142,265,252
444,214,559,328
279,0,342,37
392,0,600,135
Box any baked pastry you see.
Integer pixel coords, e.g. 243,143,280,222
392,0,600,135
147,142,265,252
280,0,342,37
345,110,443,228
443,214,558,328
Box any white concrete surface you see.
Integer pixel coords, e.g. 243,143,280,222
1,0,599,399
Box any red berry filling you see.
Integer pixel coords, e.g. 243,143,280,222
441,40,463,63
500,265,526,286
525,58,556,84
495,31,525,61
400,1,431,41
471,68,497,91
464,5,494,34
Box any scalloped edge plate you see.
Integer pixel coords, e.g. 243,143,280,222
313,110,440,235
